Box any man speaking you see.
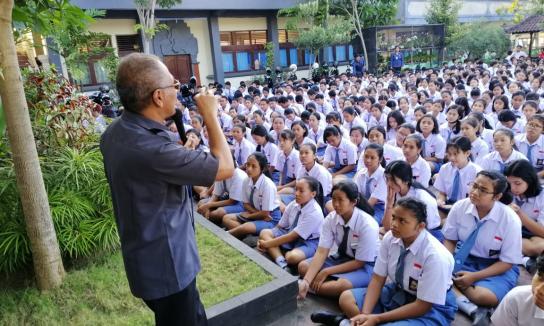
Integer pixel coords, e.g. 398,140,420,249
100,53,233,325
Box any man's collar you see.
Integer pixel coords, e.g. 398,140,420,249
122,110,169,132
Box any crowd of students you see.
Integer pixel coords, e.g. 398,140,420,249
165,53,544,325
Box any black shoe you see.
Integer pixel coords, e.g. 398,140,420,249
310,310,344,326
526,257,538,274
471,307,490,326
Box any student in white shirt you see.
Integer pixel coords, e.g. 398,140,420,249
222,152,281,238
232,124,256,169
323,126,358,179
398,97,414,123
354,144,387,225
387,123,415,149
439,105,463,143
269,116,286,145
308,112,327,157
291,120,316,151
491,254,544,326
350,126,369,160
497,109,525,135
367,103,388,129
296,143,333,201
251,124,280,183
298,180,379,299
258,177,325,269
342,107,367,132
435,136,482,219
505,159,544,271
515,114,544,177
197,166,247,224
461,116,489,162
402,134,432,187
382,160,443,242
385,110,406,142
416,114,446,174
443,171,522,324
477,129,528,173
365,126,404,169
334,198,456,326
467,110,495,152
276,130,301,193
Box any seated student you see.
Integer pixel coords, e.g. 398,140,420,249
505,159,544,272
308,112,327,157
276,129,300,191
435,136,482,219
382,160,443,242
368,103,388,129
222,152,281,239
521,100,539,124
477,129,528,173
251,124,280,183
515,114,544,178
258,177,325,269
461,116,489,162
323,126,358,179
416,114,446,174
232,124,256,169
350,126,369,160
467,111,495,153
197,160,247,224
387,123,414,148
439,105,463,143
269,116,286,145
385,110,406,142
295,143,333,209
297,180,379,299
497,109,525,135
322,198,457,326
363,126,404,169
354,144,387,225
401,133,432,187
326,112,350,139
343,106,367,132
292,120,316,150
491,253,544,326
442,171,522,325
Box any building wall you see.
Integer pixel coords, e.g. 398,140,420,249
400,0,513,24
88,19,138,53
218,17,268,31
185,18,214,83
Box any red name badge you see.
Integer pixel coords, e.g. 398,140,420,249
494,236,502,241
352,233,359,238
413,263,422,269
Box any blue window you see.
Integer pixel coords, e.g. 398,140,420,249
289,48,298,65
336,45,346,61
304,50,315,65
255,51,267,69
349,45,354,60
325,47,333,62
280,49,288,67
222,53,234,72
236,52,251,71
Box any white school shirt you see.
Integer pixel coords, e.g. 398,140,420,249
476,150,528,171
481,128,495,151
420,133,446,160
400,109,414,123
383,143,405,167
308,126,326,149
397,187,441,230
241,173,279,211
368,114,388,129
343,116,368,133
296,162,333,196
515,134,544,170
515,190,544,227
276,199,324,240
212,168,247,202
218,112,233,132
316,102,333,115
259,141,280,168
443,198,522,264
354,166,387,204
354,139,370,160
275,149,301,180
439,123,460,143
323,138,358,167
268,129,280,145
491,285,544,326
386,128,397,142
318,208,380,262
471,138,489,162
495,119,525,135
434,162,482,201
233,138,256,166
407,155,432,187
374,230,454,305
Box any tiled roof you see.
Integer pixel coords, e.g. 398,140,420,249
506,15,544,34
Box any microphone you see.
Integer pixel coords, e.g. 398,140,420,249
171,109,187,144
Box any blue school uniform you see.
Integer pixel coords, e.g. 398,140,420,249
354,166,387,225
443,198,522,302
351,230,457,325
323,138,358,178
213,168,247,214
239,173,281,234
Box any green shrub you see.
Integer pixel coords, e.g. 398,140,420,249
0,69,118,274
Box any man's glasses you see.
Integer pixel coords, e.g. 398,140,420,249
153,80,181,93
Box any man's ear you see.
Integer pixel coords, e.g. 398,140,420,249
151,89,164,107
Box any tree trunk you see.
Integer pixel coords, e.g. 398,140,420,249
358,33,369,73
142,36,151,54
0,0,65,290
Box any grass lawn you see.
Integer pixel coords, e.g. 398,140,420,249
0,225,273,325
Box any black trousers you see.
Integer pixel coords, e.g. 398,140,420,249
143,279,207,326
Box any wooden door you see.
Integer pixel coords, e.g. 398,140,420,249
163,55,192,83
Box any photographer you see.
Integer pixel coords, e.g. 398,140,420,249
100,53,233,326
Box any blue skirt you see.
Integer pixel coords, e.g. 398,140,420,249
280,193,296,205
351,284,457,325
223,201,245,214
456,255,519,302
328,166,356,178
272,228,320,258
305,255,374,288
237,207,281,235
317,146,326,158
373,202,385,226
